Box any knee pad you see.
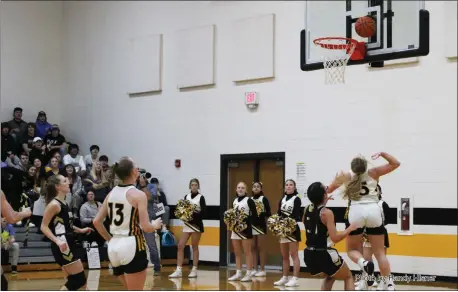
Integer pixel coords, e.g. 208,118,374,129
65,271,86,291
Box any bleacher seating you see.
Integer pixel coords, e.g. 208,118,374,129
7,226,54,264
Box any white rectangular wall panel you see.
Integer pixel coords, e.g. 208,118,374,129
176,25,216,89
127,34,163,94
232,13,275,82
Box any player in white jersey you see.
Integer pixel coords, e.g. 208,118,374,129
326,152,400,291
93,157,163,290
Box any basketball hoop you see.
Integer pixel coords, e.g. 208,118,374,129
313,37,364,85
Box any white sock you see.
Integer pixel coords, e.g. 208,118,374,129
357,258,366,270
246,270,252,275
236,270,242,275
176,266,182,271
192,266,197,271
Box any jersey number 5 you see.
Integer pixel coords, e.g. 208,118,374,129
360,182,369,196
108,203,124,226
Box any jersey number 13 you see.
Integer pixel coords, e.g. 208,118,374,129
108,203,124,226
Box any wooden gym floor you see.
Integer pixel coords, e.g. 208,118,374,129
4,266,457,291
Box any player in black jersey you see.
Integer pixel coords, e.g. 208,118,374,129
303,182,359,290
40,175,93,291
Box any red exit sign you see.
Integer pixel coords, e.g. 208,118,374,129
245,91,259,104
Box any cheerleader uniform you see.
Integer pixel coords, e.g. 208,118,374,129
230,195,258,240
278,194,302,243
251,194,271,236
182,192,206,233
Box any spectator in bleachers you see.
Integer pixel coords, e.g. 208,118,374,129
2,123,16,157
150,178,170,231
4,151,21,169
79,190,105,246
45,157,64,178
84,145,99,173
63,144,86,173
17,153,30,172
83,160,109,202
28,137,47,165
105,167,120,190
34,111,52,139
7,107,27,140
32,158,46,190
23,165,40,201
1,218,20,274
44,124,66,159
98,155,109,173
21,123,36,154
45,152,64,171
64,164,84,216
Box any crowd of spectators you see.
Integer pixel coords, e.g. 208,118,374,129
1,107,170,274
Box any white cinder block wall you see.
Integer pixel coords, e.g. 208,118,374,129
62,0,456,211
2,1,456,277
0,1,64,124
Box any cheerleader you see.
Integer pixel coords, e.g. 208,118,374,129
326,152,400,291
250,182,271,277
274,179,302,287
304,182,358,290
228,182,259,282
169,178,206,279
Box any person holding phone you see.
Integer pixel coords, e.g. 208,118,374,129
149,178,169,231
139,176,162,276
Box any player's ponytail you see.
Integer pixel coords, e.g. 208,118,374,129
343,174,363,201
44,175,60,205
343,156,367,200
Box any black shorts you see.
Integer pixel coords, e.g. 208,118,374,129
51,234,80,266
112,250,148,276
362,227,390,248
383,227,390,248
304,247,344,277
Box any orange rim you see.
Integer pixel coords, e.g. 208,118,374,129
313,37,359,50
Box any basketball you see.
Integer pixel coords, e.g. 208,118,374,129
355,16,376,38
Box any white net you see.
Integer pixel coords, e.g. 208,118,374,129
314,38,357,85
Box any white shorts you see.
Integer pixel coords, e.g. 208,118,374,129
231,231,243,240
108,236,137,268
182,225,197,233
348,203,383,229
252,228,261,236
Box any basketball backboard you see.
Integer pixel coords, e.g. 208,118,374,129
300,0,429,70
